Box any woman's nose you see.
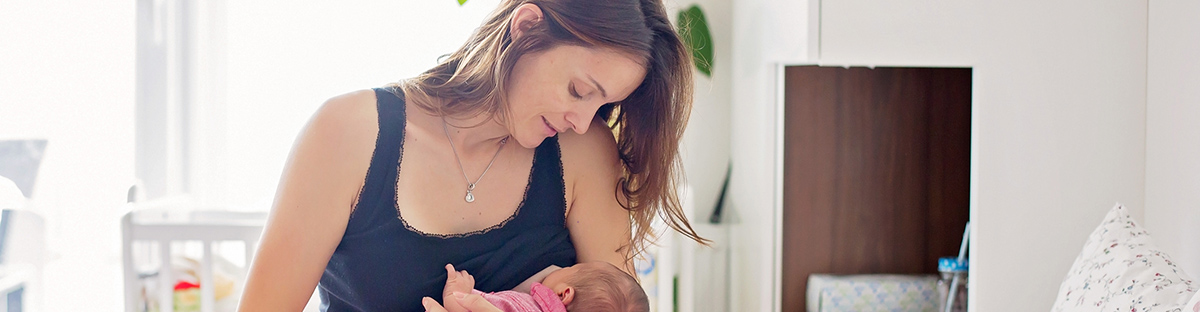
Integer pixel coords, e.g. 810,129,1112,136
565,103,602,134
566,113,590,134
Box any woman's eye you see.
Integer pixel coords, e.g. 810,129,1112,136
569,84,583,99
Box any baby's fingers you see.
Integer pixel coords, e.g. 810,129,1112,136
445,264,460,279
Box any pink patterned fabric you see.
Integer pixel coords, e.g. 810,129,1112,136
477,283,567,312
1051,204,1197,311
529,283,568,312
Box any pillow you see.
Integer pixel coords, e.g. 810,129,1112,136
1052,203,1197,311
0,175,24,209
1188,291,1200,312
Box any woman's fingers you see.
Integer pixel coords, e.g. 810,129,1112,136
422,297,449,312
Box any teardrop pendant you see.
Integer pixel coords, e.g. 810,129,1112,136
465,183,476,203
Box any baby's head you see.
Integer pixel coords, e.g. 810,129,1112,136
539,262,649,312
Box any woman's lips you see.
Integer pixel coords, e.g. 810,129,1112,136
542,116,558,137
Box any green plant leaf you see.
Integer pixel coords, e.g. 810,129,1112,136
457,0,467,5
677,5,713,77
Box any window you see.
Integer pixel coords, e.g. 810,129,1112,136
136,0,498,209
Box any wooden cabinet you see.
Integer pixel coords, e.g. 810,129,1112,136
780,66,971,311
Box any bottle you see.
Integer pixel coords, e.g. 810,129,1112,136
937,257,968,312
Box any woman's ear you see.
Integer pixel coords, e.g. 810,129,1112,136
558,286,575,305
509,3,544,40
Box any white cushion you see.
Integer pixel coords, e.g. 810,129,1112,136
0,175,24,209
1052,203,1197,311
806,274,939,312
1187,291,1200,312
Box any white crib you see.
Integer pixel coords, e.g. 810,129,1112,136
0,208,46,312
121,203,266,312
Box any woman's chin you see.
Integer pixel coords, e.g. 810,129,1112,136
515,134,548,149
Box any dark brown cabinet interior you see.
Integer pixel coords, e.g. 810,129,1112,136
780,66,972,311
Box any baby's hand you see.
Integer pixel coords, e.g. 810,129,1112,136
443,264,475,301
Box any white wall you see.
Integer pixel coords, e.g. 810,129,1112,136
0,1,136,311
729,1,1150,311
1146,0,1200,280
666,0,735,310
729,0,818,311
673,0,733,240
820,1,1149,310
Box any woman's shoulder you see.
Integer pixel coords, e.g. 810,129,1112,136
309,89,380,139
293,89,381,168
557,118,622,207
557,118,621,173
319,89,379,120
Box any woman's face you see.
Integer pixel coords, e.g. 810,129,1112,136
503,44,646,149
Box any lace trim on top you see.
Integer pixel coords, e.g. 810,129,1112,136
392,118,537,239
349,86,404,219
555,138,569,222
347,98,385,217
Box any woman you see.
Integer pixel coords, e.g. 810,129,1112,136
238,0,705,311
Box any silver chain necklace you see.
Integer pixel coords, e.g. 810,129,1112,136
441,119,509,203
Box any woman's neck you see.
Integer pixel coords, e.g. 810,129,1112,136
406,89,512,153
442,113,511,153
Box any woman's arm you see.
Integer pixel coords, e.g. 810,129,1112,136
559,118,636,276
238,90,379,311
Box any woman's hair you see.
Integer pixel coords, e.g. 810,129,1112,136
563,262,649,312
399,0,708,259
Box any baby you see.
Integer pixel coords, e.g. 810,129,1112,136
441,262,649,312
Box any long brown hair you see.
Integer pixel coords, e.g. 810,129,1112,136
399,0,708,260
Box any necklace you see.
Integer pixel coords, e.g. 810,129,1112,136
441,119,509,203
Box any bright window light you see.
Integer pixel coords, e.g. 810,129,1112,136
201,0,499,210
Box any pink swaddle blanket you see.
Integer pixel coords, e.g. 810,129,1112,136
476,282,567,312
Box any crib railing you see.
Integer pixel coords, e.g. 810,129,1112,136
121,205,266,312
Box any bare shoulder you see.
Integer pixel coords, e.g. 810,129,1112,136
312,89,379,137
558,118,621,184
557,118,623,214
239,89,381,311
282,88,382,207
299,89,380,156
300,88,381,193
557,118,634,274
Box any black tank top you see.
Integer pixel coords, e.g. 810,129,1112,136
317,87,577,311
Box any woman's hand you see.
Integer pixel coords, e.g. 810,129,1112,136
422,293,502,312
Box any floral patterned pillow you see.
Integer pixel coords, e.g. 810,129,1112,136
1052,203,1197,311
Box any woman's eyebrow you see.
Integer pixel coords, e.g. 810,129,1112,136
587,75,608,99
